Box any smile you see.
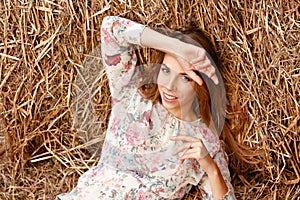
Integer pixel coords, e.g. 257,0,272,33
162,92,178,102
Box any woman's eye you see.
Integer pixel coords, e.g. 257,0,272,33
161,66,170,73
181,75,191,82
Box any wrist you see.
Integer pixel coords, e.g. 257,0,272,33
206,162,221,177
199,155,219,176
162,37,182,57
167,38,188,57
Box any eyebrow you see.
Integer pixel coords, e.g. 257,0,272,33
161,63,168,68
179,72,189,76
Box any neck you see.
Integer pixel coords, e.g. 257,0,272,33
169,108,198,122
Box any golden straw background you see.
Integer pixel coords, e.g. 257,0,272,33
0,0,299,199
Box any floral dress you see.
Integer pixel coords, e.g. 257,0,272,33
57,16,236,200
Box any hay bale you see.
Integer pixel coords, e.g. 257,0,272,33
0,0,299,199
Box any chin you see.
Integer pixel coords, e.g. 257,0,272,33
161,100,179,111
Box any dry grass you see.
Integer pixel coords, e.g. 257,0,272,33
0,0,300,199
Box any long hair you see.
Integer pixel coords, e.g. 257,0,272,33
138,29,263,175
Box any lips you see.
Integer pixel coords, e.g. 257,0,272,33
162,92,178,103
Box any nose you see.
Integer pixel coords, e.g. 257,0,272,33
164,75,177,91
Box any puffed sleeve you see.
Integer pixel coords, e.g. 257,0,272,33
198,149,236,200
100,16,145,98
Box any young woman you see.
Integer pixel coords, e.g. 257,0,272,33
57,16,236,199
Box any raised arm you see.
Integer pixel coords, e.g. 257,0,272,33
101,16,145,97
101,16,218,97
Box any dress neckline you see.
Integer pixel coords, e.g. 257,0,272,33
154,102,203,126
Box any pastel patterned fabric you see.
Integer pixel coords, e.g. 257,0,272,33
57,16,236,200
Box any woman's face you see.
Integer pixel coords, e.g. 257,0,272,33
157,54,199,121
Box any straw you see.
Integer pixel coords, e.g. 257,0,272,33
0,0,299,199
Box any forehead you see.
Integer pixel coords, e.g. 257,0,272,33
162,54,184,73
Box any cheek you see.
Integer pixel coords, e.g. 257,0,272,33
157,72,169,86
178,83,195,96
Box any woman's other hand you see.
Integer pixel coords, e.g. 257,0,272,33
170,135,229,198
170,135,217,175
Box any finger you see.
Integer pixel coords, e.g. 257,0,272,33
180,151,210,162
202,66,219,84
186,71,203,85
180,146,209,159
176,57,194,71
193,67,219,85
192,60,219,85
198,63,214,75
192,58,211,70
180,151,200,161
213,77,219,85
175,57,218,85
190,54,206,65
204,68,218,85
178,150,196,164
207,66,216,78
172,143,191,156
210,73,219,85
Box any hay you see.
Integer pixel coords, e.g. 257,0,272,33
0,0,299,199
